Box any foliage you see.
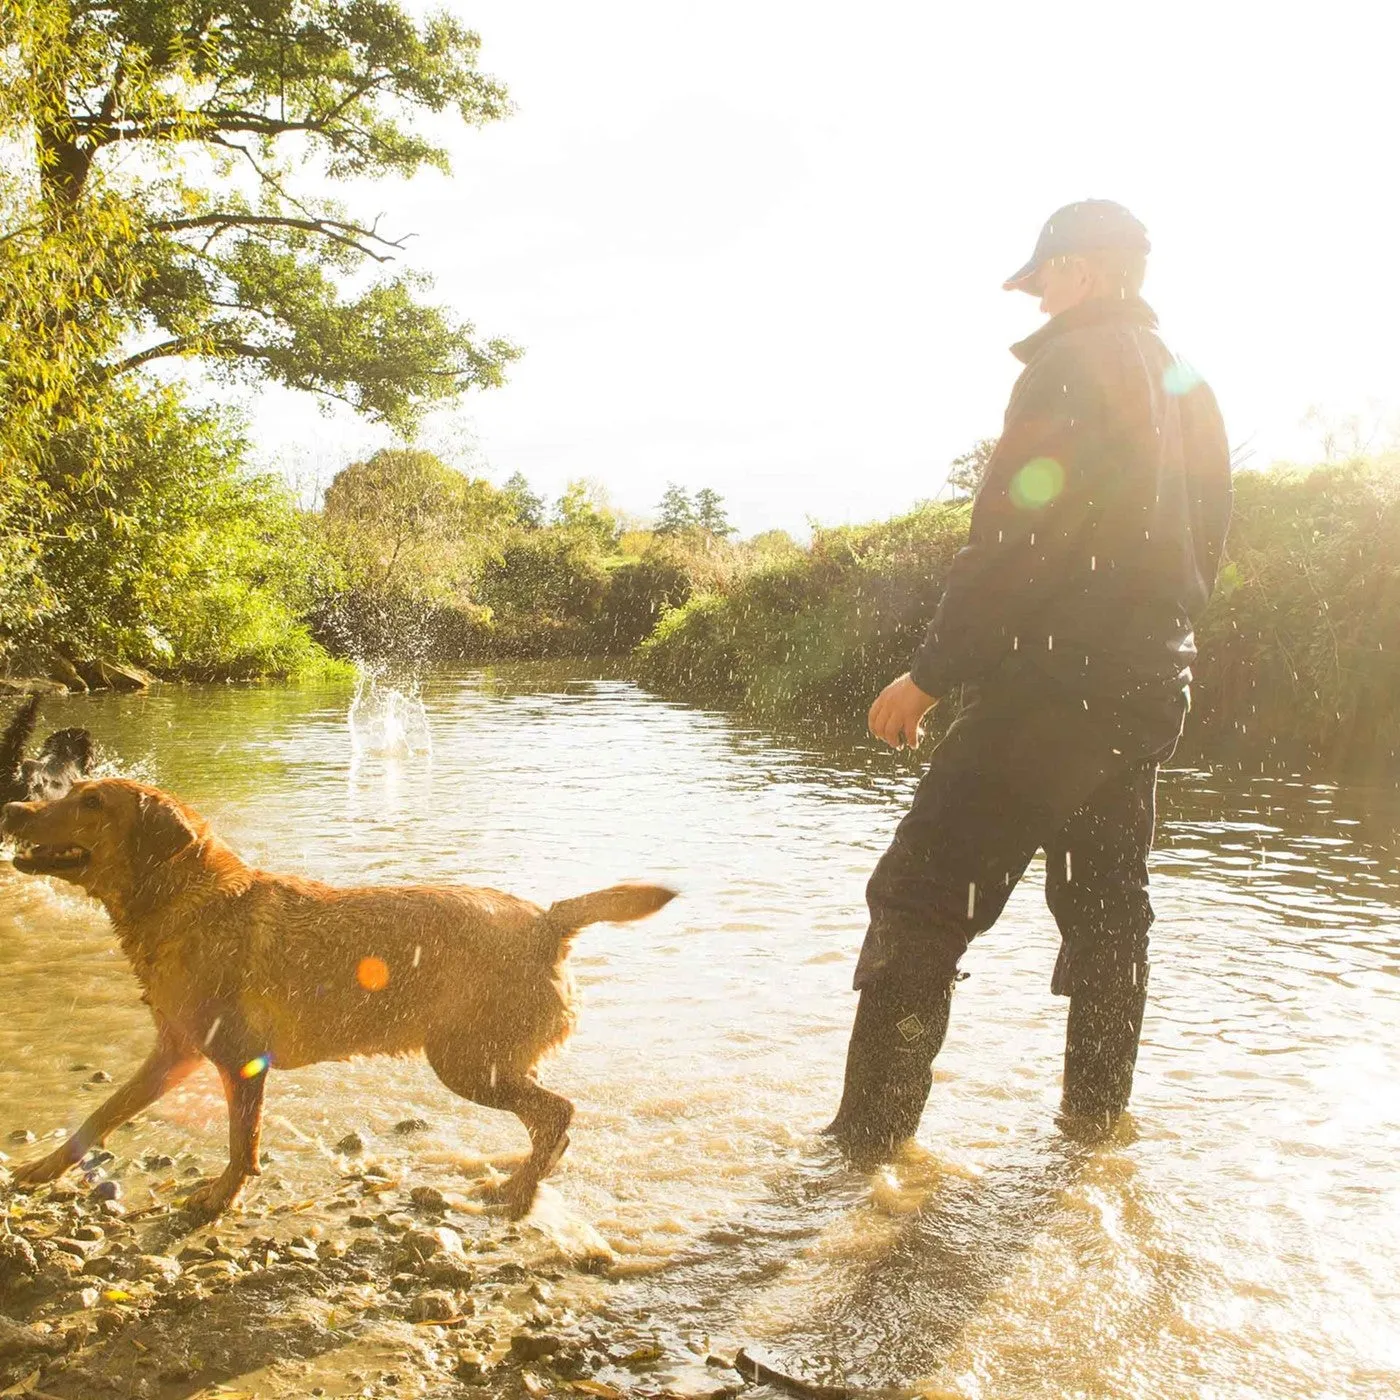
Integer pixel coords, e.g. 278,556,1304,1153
946,437,997,499
1,382,339,679
1,0,518,430
637,461,1400,773
694,486,734,537
552,479,619,553
655,483,696,535
503,470,545,529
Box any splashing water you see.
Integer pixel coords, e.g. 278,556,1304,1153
347,669,432,759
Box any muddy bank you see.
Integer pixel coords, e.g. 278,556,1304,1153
0,1144,741,1400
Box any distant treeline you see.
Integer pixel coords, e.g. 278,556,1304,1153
2,427,1396,773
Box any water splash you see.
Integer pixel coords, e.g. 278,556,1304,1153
347,668,433,760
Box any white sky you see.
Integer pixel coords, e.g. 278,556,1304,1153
246,0,1400,535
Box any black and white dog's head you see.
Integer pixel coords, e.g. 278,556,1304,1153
1,696,96,805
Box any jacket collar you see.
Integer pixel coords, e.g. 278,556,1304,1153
1011,296,1159,364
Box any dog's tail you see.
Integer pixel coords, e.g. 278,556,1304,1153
1,695,40,781
536,882,677,954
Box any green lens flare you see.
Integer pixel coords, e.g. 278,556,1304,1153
1010,456,1064,509
1163,360,1203,395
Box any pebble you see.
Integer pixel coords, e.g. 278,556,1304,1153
394,1118,430,1134
408,1289,459,1323
409,1185,448,1213
141,1153,175,1170
92,1181,122,1202
347,1214,375,1229
72,1224,106,1242
135,1255,182,1283
7,1129,35,1145
510,1332,563,1363
335,1132,366,1155
397,1226,464,1264
89,1070,113,1083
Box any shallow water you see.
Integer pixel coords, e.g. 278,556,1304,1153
2,666,1398,1398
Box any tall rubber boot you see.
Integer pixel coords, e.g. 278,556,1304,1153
823,976,953,1168
1060,966,1148,1138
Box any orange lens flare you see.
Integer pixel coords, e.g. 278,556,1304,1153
357,956,390,992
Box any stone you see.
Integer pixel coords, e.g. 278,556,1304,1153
88,1071,113,1084
92,1181,121,1202
134,1255,182,1284
335,1132,365,1156
0,1315,64,1363
347,1214,375,1229
6,1130,34,1146
407,1290,459,1323
0,1235,39,1286
72,1224,106,1243
396,1226,464,1264
409,1185,448,1213
394,1118,430,1135
510,1332,563,1363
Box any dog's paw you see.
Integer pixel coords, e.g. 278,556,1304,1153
10,1150,75,1190
181,1171,246,1219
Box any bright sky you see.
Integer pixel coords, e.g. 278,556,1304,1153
247,0,1400,535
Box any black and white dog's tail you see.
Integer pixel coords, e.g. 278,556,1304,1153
0,694,41,784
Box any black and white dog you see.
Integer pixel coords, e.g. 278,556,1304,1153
0,695,95,804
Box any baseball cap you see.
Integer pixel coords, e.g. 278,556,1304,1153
1003,200,1151,293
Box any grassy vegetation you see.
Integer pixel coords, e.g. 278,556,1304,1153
637,457,1400,775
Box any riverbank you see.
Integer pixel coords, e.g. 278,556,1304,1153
0,1143,738,1400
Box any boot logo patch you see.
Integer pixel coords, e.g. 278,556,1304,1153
896,1014,924,1043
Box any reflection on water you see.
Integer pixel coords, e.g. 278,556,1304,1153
1,666,1397,1398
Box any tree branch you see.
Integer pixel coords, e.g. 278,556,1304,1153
149,212,409,262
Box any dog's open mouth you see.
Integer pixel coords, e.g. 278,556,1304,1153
12,841,90,875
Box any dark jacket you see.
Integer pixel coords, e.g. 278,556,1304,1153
910,296,1232,752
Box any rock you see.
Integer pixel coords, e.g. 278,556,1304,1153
187,1259,239,1281
347,1214,375,1229
396,1226,464,1265
75,659,151,693
140,1153,174,1170
407,1290,459,1323
409,1185,448,1213
72,1224,105,1243
455,1350,489,1383
134,1255,181,1284
47,656,88,693
6,1130,34,1146
53,1236,101,1261
394,1118,430,1135
511,1332,564,1363
88,1071,113,1085
0,678,67,696
422,1257,476,1290
0,1235,39,1287
177,1246,215,1265
92,1181,121,1202
335,1132,365,1156
0,1315,64,1363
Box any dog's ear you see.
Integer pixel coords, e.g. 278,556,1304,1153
135,791,200,864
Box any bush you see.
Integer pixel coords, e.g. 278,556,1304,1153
1,383,343,681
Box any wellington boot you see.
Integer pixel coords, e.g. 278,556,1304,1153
1059,968,1148,1139
823,976,953,1169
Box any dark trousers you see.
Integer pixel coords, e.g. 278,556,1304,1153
855,687,1166,999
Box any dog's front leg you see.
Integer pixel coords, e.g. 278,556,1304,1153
182,1061,266,1219
11,1024,202,1188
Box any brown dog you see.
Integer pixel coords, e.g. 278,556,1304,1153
2,778,674,1219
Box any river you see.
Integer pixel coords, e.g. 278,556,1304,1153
2,664,1398,1399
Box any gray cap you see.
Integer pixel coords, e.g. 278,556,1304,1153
1003,200,1150,293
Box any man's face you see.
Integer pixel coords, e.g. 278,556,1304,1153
1035,256,1094,317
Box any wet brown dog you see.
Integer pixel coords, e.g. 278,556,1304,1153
2,778,674,1219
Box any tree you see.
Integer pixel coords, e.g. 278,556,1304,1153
553,479,618,553
0,0,519,431
655,484,696,535
321,449,511,599
502,471,545,529
694,487,734,538
946,438,997,500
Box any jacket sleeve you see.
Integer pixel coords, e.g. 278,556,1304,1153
909,340,1107,694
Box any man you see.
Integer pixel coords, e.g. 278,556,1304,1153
825,200,1232,1164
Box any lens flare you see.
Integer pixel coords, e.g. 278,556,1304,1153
239,1055,269,1080
1010,456,1064,509
357,955,390,992
1163,360,1203,395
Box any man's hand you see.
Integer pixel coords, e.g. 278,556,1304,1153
868,673,936,749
